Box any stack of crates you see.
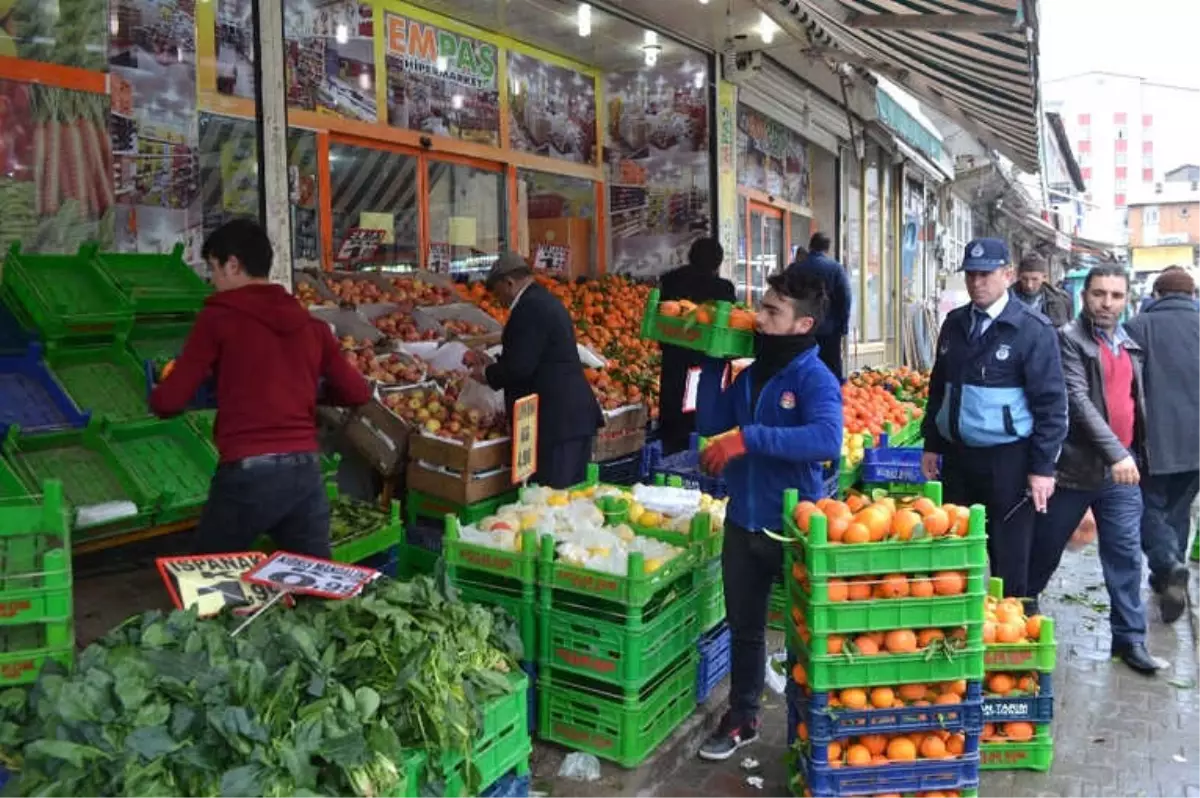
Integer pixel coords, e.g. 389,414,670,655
783,481,988,797
980,577,1057,772
403,488,518,578
860,433,932,498
0,479,75,686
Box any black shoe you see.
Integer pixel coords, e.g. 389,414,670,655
1158,564,1190,624
1022,596,1040,617
698,712,760,761
1111,642,1166,675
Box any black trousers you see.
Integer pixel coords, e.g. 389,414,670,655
723,522,784,725
534,435,593,489
940,440,1035,598
194,453,332,559
816,334,845,383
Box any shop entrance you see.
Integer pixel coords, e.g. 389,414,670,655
325,135,507,275
742,202,784,305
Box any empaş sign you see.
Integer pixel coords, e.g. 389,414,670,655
385,12,497,89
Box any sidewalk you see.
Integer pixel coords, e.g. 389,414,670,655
533,547,1200,797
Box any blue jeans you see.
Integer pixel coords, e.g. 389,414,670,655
1029,480,1146,646
1141,471,1200,588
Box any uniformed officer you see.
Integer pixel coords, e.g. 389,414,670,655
921,238,1068,603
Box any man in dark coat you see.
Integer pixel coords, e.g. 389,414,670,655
1014,252,1072,327
472,252,603,488
1125,266,1200,623
785,232,851,381
657,237,736,454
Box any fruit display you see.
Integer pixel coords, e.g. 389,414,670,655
325,274,457,306
842,430,869,468
812,727,971,765
371,309,440,341
441,318,491,338
982,593,1045,647
791,494,970,544
656,298,757,331
295,279,335,307
851,366,931,405
338,334,375,351
381,384,506,443
342,345,425,385
841,381,924,439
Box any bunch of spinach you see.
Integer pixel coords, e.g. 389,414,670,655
0,576,521,797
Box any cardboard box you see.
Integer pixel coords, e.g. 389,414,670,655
592,404,648,462
408,431,512,473
406,459,514,505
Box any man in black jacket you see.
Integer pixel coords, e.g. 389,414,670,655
472,252,603,488
785,232,851,381
657,237,736,454
1014,252,1071,327
1027,265,1163,675
1125,266,1199,623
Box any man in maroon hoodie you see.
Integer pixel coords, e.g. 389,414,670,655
150,219,372,557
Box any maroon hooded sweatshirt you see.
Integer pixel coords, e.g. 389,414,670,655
149,283,371,463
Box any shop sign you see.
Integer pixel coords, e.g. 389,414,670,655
156,552,281,618
533,243,569,272
244,552,380,600
385,12,498,88
511,393,539,484
336,227,386,263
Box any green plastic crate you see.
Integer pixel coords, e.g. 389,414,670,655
0,456,29,500
784,484,990,578
791,569,987,634
538,586,697,688
2,423,156,532
92,245,211,317
126,318,196,364
406,488,518,528
697,557,725,633
2,243,134,346
984,578,1058,672
980,724,1054,771
330,498,403,566
184,409,216,443
444,514,538,585
0,618,72,656
394,750,426,798
45,343,151,424
788,624,985,690
537,649,698,768
537,532,696,610
402,543,440,578
639,289,754,358
0,480,71,625
768,582,787,632
455,576,537,662
100,417,217,524
436,721,531,797
0,644,73,686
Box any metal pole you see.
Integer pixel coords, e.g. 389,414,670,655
251,0,294,290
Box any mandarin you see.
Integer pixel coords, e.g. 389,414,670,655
886,737,917,761
885,629,918,653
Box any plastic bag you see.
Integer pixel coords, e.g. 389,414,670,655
557,752,601,782
764,650,788,695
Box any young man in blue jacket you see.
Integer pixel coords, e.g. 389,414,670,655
694,270,843,761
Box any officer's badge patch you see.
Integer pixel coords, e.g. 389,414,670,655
780,391,796,409
970,243,985,258
995,344,1011,361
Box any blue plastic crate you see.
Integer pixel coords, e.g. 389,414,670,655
790,680,985,740
696,622,731,703
982,671,1054,723
481,770,531,798
790,738,981,797
356,545,399,578
0,298,32,355
521,661,537,734
143,359,217,410
642,435,727,498
0,343,90,437
595,450,643,486
861,441,932,484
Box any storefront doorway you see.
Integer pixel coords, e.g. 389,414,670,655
740,201,784,304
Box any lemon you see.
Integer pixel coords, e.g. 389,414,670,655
644,557,664,573
547,493,568,507
519,512,541,531
637,510,663,528
629,502,645,521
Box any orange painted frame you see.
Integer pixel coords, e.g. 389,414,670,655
743,201,784,301
0,55,107,94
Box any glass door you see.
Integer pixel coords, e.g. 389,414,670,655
746,202,784,305
328,138,421,271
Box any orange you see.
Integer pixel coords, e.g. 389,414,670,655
845,493,868,512
996,622,1025,644
1017,674,1037,693
909,577,935,598
795,721,808,741
920,735,947,759
857,507,891,541
891,509,921,541
886,736,917,761
827,578,849,602
995,602,1024,625
847,578,874,602
898,682,927,702
982,722,996,740
792,662,807,685
946,679,967,697
1004,722,1035,742
912,497,937,516
860,733,888,756
916,628,945,648
934,691,960,705
791,561,807,583
823,500,853,521
793,501,820,532
846,744,872,766
884,629,918,653
946,733,965,755
828,741,842,764
950,505,971,536
827,634,844,655
987,673,1015,696
869,687,895,708
982,621,998,645
870,754,889,766
854,636,881,656
827,515,850,543
843,522,871,545
933,570,966,596
1025,614,1043,641
875,574,911,599
923,508,951,537
840,687,868,709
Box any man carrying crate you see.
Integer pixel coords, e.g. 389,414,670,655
693,270,843,761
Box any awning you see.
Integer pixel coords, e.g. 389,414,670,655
756,0,1041,173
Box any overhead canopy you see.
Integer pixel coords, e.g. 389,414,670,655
756,0,1042,173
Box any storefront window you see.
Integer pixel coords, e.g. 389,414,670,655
845,155,862,342
427,160,505,275
865,146,882,342
328,141,419,271
791,213,811,261
736,105,811,209
508,53,597,164
520,170,595,277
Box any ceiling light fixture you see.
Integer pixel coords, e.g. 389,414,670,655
759,13,777,44
335,23,349,44
577,3,591,37
642,30,661,67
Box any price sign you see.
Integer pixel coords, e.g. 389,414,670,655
428,241,451,273
682,366,700,414
156,553,282,617
511,393,539,484
335,228,386,263
533,243,570,272
244,552,380,600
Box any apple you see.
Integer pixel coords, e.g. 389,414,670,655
425,418,442,433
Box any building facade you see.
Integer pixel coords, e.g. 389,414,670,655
1128,180,1200,273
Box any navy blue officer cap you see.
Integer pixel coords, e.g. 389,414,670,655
959,238,1010,272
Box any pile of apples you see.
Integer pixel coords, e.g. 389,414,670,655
441,318,492,338
383,386,506,442
325,276,393,305
372,310,440,341
296,281,334,307
343,346,425,385
338,335,375,351
381,276,457,305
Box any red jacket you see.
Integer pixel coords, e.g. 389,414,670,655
149,283,372,462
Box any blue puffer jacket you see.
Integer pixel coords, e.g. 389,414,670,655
696,347,843,532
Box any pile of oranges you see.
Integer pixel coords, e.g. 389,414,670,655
982,721,1036,743
819,728,969,767
792,495,971,544
792,563,969,601
822,680,972,710
791,626,969,668
983,594,1045,645
841,381,924,439
985,671,1039,697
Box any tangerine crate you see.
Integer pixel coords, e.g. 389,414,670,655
983,578,1057,672
126,318,195,364
0,643,73,686
537,649,698,768
861,441,927,484
0,480,71,625
983,671,1054,723
639,289,754,358
537,584,697,688
979,724,1054,771
406,488,518,528
697,556,725,633
789,680,984,740
2,422,156,532
696,621,731,703
789,570,988,634
99,417,217,525
45,342,151,424
2,243,134,346
91,245,211,318
768,582,787,631
536,530,696,609
788,625,986,691
787,746,980,798
784,484,990,578
454,570,537,662
443,514,538,586
0,342,90,437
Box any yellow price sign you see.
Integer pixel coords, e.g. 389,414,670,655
156,553,280,617
511,393,539,484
